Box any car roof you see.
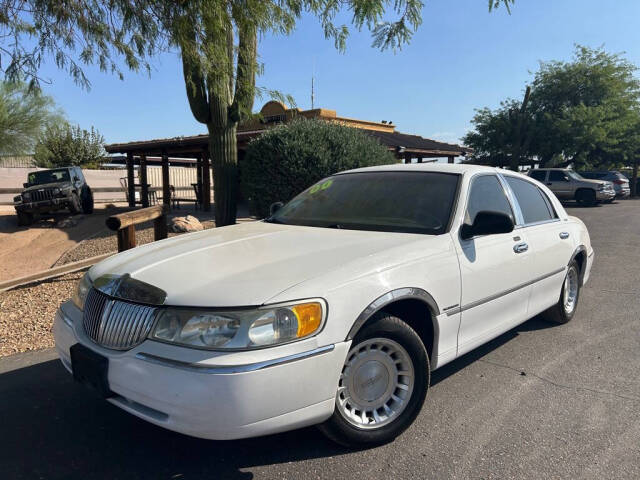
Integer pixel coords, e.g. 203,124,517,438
338,163,500,176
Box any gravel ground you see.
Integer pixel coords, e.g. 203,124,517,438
54,218,216,266
0,271,83,357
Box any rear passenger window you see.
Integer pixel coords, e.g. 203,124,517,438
505,176,556,224
529,170,546,182
466,175,514,224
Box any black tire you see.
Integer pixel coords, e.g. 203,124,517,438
81,187,94,214
318,313,430,448
542,260,581,324
69,193,81,214
575,189,596,207
16,211,33,226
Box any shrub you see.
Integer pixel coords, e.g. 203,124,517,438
242,118,395,217
34,123,106,168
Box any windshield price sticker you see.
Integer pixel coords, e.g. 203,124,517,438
309,179,333,194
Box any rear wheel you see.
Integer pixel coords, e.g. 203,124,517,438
318,313,429,447
575,189,596,207
81,187,94,214
542,260,580,324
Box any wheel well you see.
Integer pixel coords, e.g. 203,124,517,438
573,249,586,284
379,299,435,360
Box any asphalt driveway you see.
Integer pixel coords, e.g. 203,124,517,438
1,200,639,480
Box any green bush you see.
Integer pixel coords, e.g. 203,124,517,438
34,123,106,169
241,118,395,217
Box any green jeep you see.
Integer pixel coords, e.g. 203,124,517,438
14,167,94,226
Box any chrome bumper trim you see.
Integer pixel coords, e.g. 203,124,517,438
135,344,335,375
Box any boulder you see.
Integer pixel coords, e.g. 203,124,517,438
170,215,203,233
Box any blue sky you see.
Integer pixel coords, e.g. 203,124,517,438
35,0,640,147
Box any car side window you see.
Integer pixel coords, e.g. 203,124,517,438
465,175,514,224
549,171,568,182
529,170,547,182
505,176,556,224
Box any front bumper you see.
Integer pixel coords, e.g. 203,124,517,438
595,190,615,201
15,197,70,213
53,301,348,440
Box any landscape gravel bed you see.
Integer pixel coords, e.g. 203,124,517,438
0,271,83,357
54,219,215,266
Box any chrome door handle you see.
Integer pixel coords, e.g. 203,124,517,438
513,242,529,253
559,232,570,239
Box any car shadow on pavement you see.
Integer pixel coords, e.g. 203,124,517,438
0,316,557,480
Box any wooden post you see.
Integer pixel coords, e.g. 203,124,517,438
126,152,135,207
202,149,211,212
196,154,203,196
140,154,149,208
117,225,136,252
161,149,170,208
404,154,412,164
448,155,455,164
417,157,424,163
154,215,168,241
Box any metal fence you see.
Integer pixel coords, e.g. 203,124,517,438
146,166,213,200
0,156,34,168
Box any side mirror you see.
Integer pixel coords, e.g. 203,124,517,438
460,211,514,240
269,201,283,216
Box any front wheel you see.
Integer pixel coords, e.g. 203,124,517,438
69,193,81,214
576,189,596,207
81,187,94,214
318,313,429,447
542,260,581,324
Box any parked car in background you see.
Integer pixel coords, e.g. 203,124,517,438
14,167,94,225
54,164,593,447
579,171,630,199
528,168,615,206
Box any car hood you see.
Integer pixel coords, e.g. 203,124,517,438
578,178,610,187
23,181,71,192
89,221,426,307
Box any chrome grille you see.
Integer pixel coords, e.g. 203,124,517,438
30,188,54,202
83,288,157,350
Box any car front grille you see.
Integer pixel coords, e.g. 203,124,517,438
29,188,55,202
83,288,157,350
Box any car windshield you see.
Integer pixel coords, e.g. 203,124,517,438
27,169,70,185
566,171,584,180
267,171,460,235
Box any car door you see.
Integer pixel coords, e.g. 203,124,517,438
547,170,572,199
502,175,573,317
454,174,535,357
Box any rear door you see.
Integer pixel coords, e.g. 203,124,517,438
454,174,534,356
502,175,572,316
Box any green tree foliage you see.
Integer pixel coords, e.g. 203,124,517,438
242,118,395,217
34,123,106,168
1,0,514,224
464,46,640,171
0,81,60,155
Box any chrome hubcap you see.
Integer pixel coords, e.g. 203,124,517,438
563,267,579,314
336,338,414,429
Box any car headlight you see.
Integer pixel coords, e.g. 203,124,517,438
72,273,92,310
13,195,22,203
22,192,31,200
52,187,61,195
151,300,325,350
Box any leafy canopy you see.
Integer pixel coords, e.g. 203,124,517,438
0,81,61,155
34,123,106,168
464,45,640,170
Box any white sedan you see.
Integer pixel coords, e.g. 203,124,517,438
54,164,593,447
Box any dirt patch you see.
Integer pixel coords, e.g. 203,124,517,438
0,271,83,357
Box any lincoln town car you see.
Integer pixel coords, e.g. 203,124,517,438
54,164,593,447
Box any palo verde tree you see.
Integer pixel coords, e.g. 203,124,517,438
34,123,106,168
0,81,60,155
1,0,515,225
